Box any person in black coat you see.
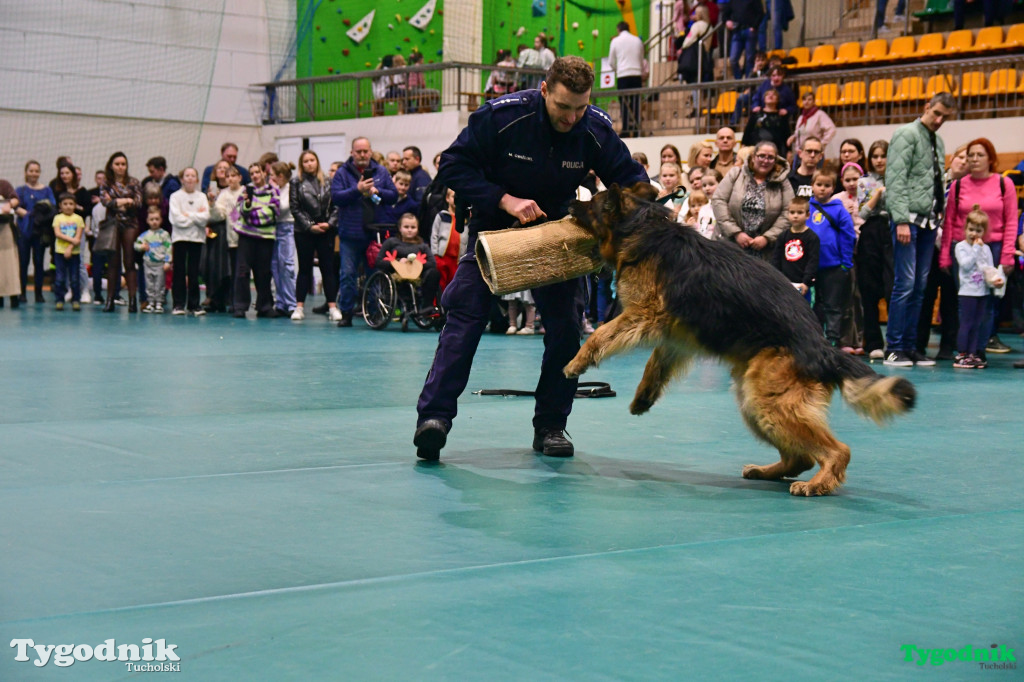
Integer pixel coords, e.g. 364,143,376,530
289,150,340,322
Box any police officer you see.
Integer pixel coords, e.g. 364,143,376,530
414,56,649,461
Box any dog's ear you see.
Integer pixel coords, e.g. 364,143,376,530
603,184,623,217
627,182,659,203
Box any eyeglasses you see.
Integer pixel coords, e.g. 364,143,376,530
755,154,776,162
803,149,822,155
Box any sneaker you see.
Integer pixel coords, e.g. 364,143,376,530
328,307,344,322
414,419,449,461
583,319,595,334
985,336,1012,354
292,307,306,321
142,303,154,314
953,355,975,369
505,325,518,335
532,427,574,457
93,296,104,306
64,290,72,302
868,349,885,360
907,350,936,367
154,304,164,314
1013,360,1024,369
113,296,126,306
55,302,64,311
516,326,535,335
192,308,206,317
883,351,914,367
71,302,80,312
171,308,186,316
81,292,92,304
972,354,988,369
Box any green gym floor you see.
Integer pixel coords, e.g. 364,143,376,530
1,301,1021,681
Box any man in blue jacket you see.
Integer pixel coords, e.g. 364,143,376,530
330,136,397,326
413,56,649,461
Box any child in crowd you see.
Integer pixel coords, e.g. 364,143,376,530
233,162,280,317
681,190,708,227
51,193,85,310
376,170,420,227
378,213,440,312
270,161,297,316
834,162,865,355
137,184,167,308
856,141,891,360
656,162,687,218
694,169,721,238
168,167,209,316
135,206,172,313
808,171,856,346
504,288,537,335
430,188,464,293
771,196,819,301
953,206,997,369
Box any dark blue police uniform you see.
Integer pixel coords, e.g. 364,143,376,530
416,89,648,441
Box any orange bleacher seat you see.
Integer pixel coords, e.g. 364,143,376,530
925,74,958,97
945,30,973,54
914,33,945,59
768,49,787,61
710,90,737,115
788,47,810,68
838,81,867,106
860,39,888,63
988,69,1017,95
973,26,1005,53
834,42,862,66
888,36,917,61
894,76,926,102
815,82,839,106
869,79,896,103
807,44,836,68
1005,24,1024,49
961,71,988,96
799,85,813,98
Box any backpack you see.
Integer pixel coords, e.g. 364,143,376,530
32,200,56,245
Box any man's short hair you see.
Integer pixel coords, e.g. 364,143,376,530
220,142,238,154
928,92,956,110
146,156,167,170
546,56,594,95
801,136,822,150
768,65,786,78
616,21,629,32
402,146,422,161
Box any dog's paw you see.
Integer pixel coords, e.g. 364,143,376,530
629,397,653,415
563,361,587,379
789,480,830,497
741,464,762,479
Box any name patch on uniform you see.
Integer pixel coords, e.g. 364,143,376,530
562,160,585,169
508,152,534,162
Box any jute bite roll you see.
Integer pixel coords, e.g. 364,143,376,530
475,217,602,295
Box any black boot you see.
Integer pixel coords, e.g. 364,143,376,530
103,295,115,312
414,419,449,461
336,311,353,327
129,296,138,313
532,427,574,457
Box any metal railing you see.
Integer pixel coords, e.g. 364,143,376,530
256,55,1023,137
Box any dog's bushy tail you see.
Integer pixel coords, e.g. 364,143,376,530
832,352,917,425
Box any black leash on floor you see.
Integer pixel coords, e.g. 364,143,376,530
473,381,616,399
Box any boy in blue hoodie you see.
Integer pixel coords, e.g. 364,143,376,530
808,170,857,346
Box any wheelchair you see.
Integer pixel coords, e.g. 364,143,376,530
361,259,445,332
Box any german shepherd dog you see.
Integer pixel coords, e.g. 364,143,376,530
565,183,916,496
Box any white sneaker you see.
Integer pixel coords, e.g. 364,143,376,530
869,349,885,360
517,326,535,335
328,307,343,322
81,291,92,304
171,308,186,316
506,325,518,335
583,320,595,334
64,290,72,302
192,308,206,317
292,307,306,321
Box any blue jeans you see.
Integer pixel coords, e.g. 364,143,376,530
54,253,81,302
730,28,758,80
875,0,907,28
885,222,935,352
271,221,297,312
337,236,367,314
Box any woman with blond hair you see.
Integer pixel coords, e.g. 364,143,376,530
289,150,340,322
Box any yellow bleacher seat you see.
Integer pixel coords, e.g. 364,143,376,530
788,46,811,67
710,91,738,114
869,79,896,103
768,49,787,61
914,33,945,58
973,26,1005,53
945,30,973,54
807,44,836,68
894,76,926,101
799,85,814,98
925,74,958,97
961,71,988,96
987,69,1017,95
888,36,917,61
860,39,888,63
838,81,867,106
1004,24,1024,49
815,82,839,106
834,42,862,66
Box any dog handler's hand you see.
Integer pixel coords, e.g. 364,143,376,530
500,194,547,224
896,223,911,245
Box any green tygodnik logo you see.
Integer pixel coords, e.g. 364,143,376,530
901,643,1016,669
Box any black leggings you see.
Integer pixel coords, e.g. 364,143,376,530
107,227,138,298
295,230,338,305
172,241,203,311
